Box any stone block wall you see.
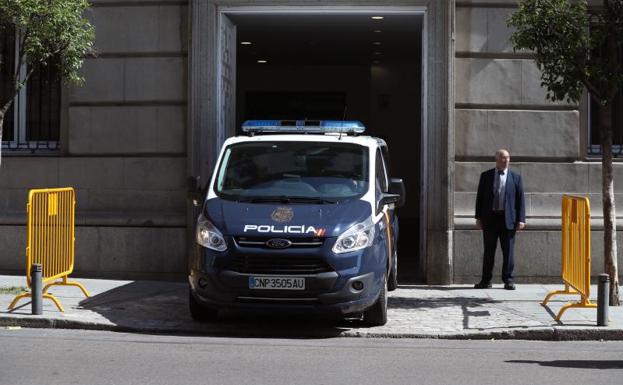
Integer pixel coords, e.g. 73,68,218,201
454,0,623,283
0,0,189,280
4,0,620,283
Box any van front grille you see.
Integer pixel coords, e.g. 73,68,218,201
234,236,324,249
224,256,333,275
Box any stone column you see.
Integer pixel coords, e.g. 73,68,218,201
423,0,455,284
189,0,219,183
187,0,220,267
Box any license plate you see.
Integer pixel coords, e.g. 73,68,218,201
249,276,305,290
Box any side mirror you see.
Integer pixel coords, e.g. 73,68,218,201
187,176,203,207
376,193,401,215
380,193,401,207
389,178,406,208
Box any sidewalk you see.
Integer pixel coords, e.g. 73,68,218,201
1,275,622,340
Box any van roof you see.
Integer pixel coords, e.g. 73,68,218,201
223,134,386,148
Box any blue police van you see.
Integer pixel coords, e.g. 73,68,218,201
188,120,405,326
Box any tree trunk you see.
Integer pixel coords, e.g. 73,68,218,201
599,103,621,306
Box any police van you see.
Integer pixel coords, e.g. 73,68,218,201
188,120,405,326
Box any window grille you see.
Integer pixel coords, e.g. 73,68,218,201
587,91,623,157
1,26,61,153
585,21,623,158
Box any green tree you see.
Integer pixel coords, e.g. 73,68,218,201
0,0,94,165
509,0,622,305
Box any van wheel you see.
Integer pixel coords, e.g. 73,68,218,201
189,289,218,322
362,274,388,326
387,250,398,292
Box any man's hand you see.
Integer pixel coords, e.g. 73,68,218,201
476,219,482,230
516,222,525,230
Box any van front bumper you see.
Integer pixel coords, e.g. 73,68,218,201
190,269,379,315
188,238,387,315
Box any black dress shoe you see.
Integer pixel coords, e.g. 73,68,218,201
474,281,492,289
504,282,516,290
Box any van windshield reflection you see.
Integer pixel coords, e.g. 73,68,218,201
215,141,369,202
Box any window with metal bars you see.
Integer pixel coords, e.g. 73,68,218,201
587,91,623,157
1,26,61,152
586,23,623,158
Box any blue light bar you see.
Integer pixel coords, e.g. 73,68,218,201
241,120,366,134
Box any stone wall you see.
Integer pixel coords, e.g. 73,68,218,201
9,0,614,283
454,0,623,283
0,0,189,280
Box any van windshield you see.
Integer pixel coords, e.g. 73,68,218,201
215,141,369,202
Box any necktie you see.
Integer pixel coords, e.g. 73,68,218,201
493,170,504,210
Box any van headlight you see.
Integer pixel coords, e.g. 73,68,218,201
196,215,227,252
332,218,376,254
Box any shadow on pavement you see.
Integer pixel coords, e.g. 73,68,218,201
540,303,564,324
397,285,478,291
5,301,30,313
78,281,356,338
388,296,500,330
388,296,499,309
506,360,623,369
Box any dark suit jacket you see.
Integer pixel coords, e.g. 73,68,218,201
475,168,526,230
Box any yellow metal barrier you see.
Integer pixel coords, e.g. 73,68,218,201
542,195,595,320
8,188,89,312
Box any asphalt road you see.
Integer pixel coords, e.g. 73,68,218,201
0,328,622,385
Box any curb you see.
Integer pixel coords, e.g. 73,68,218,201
0,316,120,333
3,315,623,341
342,327,623,341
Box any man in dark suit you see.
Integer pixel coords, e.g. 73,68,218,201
474,149,525,290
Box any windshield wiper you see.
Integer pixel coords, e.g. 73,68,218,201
288,196,337,204
237,196,337,204
237,196,292,203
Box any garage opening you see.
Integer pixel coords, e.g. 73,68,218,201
223,12,424,283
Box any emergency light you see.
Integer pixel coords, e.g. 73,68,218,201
241,120,366,135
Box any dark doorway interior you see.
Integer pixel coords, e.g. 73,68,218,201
232,13,423,282
245,92,346,120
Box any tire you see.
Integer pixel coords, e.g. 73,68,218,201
387,250,398,292
189,288,218,322
362,273,388,326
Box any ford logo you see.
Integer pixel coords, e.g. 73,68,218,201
266,238,292,249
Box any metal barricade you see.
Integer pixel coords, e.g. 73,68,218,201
542,195,596,320
8,188,89,312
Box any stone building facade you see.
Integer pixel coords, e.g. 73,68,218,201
1,0,621,283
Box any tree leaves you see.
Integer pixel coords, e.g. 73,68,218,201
0,0,94,90
508,0,623,106
0,0,94,165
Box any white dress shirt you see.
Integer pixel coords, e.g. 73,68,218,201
493,167,508,211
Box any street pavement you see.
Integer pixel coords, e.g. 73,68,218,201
1,274,623,339
1,328,622,385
